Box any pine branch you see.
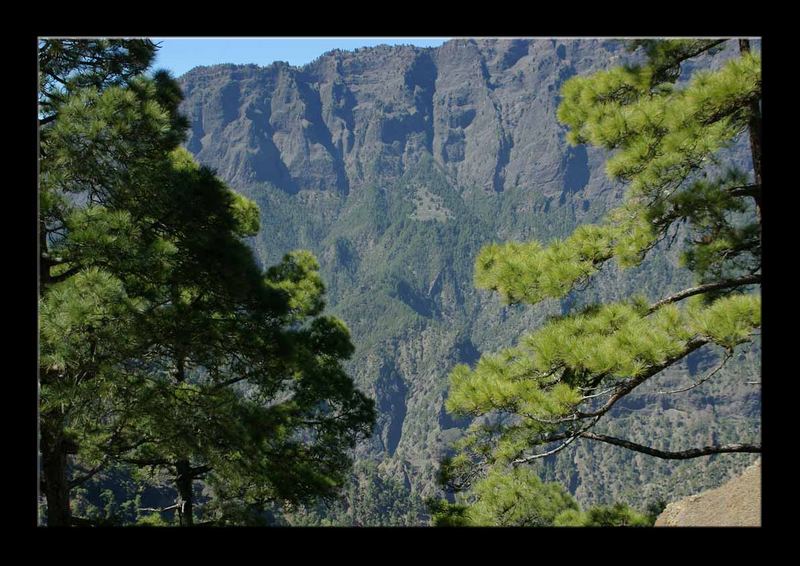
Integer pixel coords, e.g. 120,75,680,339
575,337,709,420
512,417,601,464
523,412,580,425
656,351,732,394
39,113,58,127
211,374,250,390
580,385,617,400
70,516,101,527
118,457,171,467
680,39,728,61
139,503,181,513
523,338,709,427
48,265,83,285
577,433,760,459
647,275,760,313
728,184,761,199
511,432,581,464
187,465,213,479
68,458,109,489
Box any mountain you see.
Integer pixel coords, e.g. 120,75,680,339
177,38,761,525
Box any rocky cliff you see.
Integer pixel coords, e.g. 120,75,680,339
180,39,617,198
655,459,761,527
177,38,761,524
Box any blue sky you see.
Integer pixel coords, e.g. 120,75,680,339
151,38,451,77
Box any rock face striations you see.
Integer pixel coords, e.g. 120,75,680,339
179,39,618,199
178,39,761,524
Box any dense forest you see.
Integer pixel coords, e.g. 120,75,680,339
37,37,760,526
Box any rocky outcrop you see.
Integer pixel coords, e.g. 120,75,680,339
178,39,628,200
655,459,761,527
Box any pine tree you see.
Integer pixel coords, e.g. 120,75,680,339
440,39,761,502
38,39,375,526
39,38,170,526
428,466,650,527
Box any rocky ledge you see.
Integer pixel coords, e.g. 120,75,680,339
655,459,761,527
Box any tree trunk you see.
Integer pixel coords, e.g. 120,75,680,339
175,460,194,527
738,39,762,218
40,415,73,527
40,218,50,295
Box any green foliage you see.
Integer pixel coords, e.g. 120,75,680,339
446,294,759,449
439,39,761,524
558,51,759,189
265,251,327,317
625,39,727,85
689,293,761,349
38,38,375,527
39,39,158,125
230,192,261,237
478,45,760,307
554,502,651,527
466,467,579,526
304,316,356,360
40,268,132,374
645,498,667,523
427,498,471,527
136,513,173,527
430,466,649,527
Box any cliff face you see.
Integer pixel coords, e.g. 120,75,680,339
655,459,761,527
177,39,761,523
179,39,619,199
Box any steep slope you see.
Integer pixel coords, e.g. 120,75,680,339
177,38,760,524
655,459,761,526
